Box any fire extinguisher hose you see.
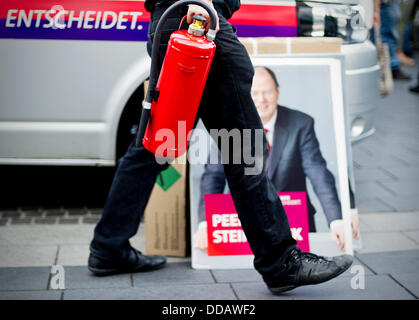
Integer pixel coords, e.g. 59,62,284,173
135,0,218,148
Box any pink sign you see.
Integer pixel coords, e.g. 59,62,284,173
205,192,310,256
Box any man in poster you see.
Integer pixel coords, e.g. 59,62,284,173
194,66,359,252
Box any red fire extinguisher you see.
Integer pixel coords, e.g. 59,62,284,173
135,0,217,159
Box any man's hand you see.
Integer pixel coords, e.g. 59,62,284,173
351,213,360,239
331,214,360,251
193,222,208,252
331,223,346,251
187,1,219,33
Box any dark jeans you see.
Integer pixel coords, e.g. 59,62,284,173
90,3,296,285
380,2,401,70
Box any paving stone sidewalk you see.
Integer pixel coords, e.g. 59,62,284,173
0,250,417,300
352,63,419,213
0,211,418,300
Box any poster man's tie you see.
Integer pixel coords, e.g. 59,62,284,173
264,128,271,174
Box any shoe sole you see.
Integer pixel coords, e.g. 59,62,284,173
269,259,353,295
269,284,298,294
88,262,166,277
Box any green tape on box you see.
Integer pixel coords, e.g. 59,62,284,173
156,165,181,191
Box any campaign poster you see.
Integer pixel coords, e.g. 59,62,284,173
189,56,358,269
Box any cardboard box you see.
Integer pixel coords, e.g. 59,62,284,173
145,155,188,257
239,37,342,55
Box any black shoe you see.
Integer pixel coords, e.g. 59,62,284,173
267,248,353,294
88,248,166,276
392,68,412,80
409,84,419,94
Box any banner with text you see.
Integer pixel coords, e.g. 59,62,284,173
205,191,310,256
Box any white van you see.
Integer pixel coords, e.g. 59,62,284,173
0,0,379,166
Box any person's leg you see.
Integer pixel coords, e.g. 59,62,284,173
89,4,187,264
198,12,296,284
397,0,415,60
198,8,352,291
90,140,168,261
380,2,402,70
381,2,412,79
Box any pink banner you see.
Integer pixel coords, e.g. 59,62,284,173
205,192,310,256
